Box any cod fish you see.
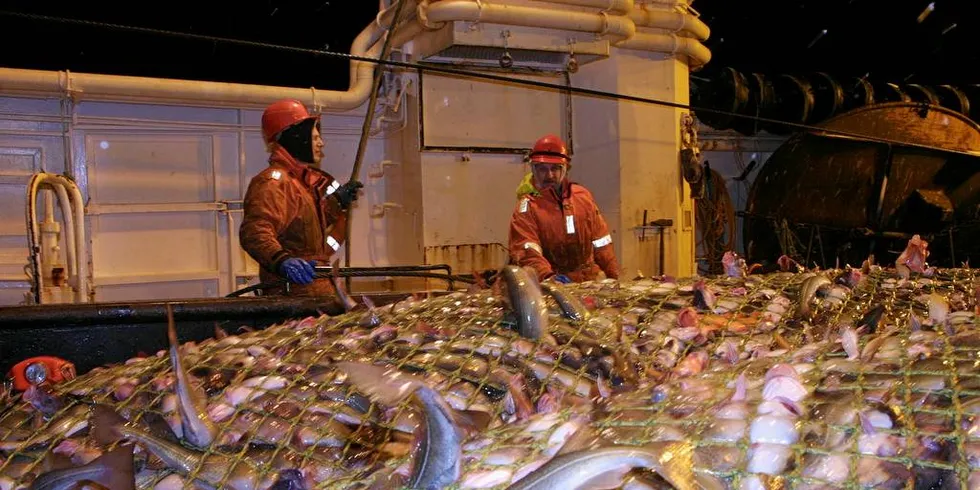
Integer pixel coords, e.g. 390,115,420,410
506,444,698,490
500,265,549,340
166,303,217,448
90,405,307,490
539,282,590,322
29,443,135,490
335,361,464,489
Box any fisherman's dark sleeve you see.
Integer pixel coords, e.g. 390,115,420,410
240,175,292,274
590,198,620,280
508,198,555,281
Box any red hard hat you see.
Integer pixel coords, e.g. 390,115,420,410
261,99,318,144
529,134,570,165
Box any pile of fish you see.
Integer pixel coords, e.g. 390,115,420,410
2,234,980,489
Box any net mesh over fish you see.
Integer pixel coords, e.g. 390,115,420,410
1,265,979,489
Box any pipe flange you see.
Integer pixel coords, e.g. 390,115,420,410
598,11,612,36
58,70,81,103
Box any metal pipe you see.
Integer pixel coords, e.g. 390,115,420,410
40,190,57,285
225,210,238,294
26,173,88,304
227,266,472,298
424,0,636,41
615,31,711,67
628,5,709,40
225,271,476,298
422,1,709,65
0,6,421,111
51,183,77,286
533,0,634,15
0,2,716,114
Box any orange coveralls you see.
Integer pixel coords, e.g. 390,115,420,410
240,146,347,297
508,181,620,282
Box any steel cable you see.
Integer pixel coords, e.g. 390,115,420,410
344,0,409,293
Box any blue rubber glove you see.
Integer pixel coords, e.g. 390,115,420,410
334,181,364,210
279,258,316,285
553,274,572,284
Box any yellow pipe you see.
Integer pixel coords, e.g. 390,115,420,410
424,0,637,41
616,32,711,68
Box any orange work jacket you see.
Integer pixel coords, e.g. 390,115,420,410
239,146,347,297
508,181,620,282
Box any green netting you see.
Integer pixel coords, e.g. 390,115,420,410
0,267,978,489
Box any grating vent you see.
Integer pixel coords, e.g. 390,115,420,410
422,45,571,71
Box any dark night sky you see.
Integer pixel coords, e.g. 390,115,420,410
0,1,379,90
0,1,975,90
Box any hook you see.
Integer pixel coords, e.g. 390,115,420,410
566,39,579,74
499,30,514,69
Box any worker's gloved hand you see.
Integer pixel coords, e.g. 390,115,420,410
552,274,572,284
279,258,315,285
334,180,364,210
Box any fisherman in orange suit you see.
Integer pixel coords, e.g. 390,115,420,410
508,134,620,283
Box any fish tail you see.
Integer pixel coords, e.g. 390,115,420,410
167,304,216,447
91,443,136,490
500,265,546,340
329,258,357,311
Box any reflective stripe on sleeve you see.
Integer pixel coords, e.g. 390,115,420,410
592,234,612,248
326,235,341,251
325,180,341,196
523,242,543,254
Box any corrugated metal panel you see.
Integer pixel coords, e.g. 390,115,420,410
424,242,509,275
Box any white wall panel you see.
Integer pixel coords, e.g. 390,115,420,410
97,279,219,302
0,98,63,124
213,134,243,202
86,134,216,204
0,284,28,305
420,73,567,149
90,212,218,279
77,102,240,125
421,153,525,247
0,136,66,297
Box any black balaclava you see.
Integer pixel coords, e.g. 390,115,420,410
277,118,318,164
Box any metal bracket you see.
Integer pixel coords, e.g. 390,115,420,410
633,211,673,277
368,160,400,179
681,112,699,151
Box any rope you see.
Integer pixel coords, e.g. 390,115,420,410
225,269,477,298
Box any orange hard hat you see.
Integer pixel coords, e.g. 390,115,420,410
261,99,319,144
529,134,570,165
